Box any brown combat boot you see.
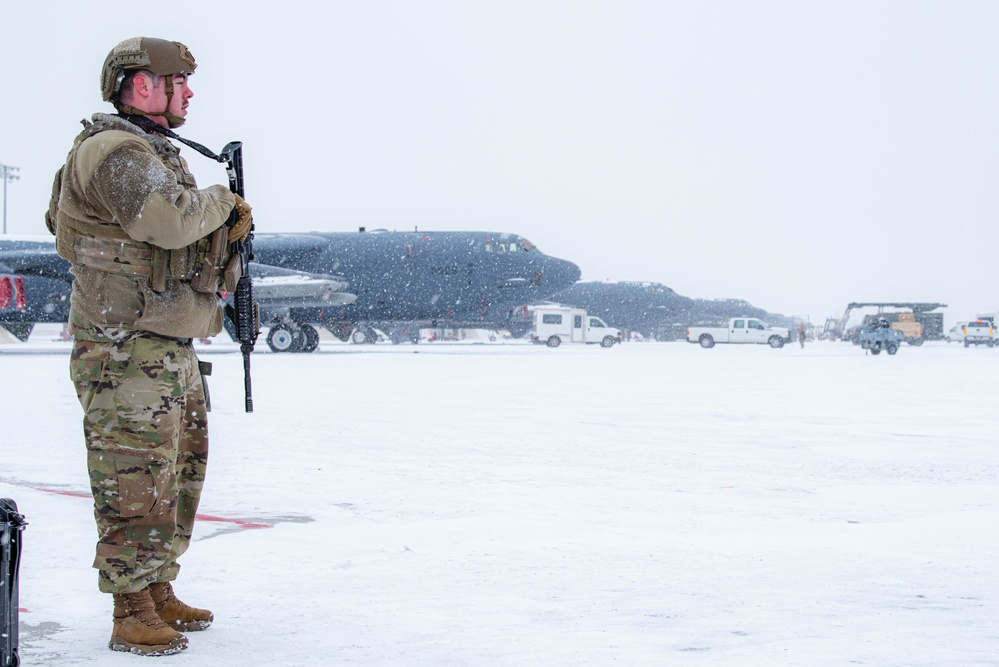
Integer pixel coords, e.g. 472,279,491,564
110,589,188,656
148,581,214,632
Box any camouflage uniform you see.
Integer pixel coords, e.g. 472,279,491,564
70,315,209,593
48,113,234,594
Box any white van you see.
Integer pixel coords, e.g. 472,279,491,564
530,305,621,348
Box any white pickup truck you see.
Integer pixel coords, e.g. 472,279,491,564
686,318,789,349
962,320,995,348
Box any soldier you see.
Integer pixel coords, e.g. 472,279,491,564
45,37,252,656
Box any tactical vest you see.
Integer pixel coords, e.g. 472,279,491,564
48,116,220,294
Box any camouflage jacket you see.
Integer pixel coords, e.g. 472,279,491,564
46,113,236,339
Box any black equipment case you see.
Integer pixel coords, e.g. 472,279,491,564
1,499,26,667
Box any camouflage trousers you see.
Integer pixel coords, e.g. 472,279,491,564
70,332,209,594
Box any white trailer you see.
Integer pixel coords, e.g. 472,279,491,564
530,305,621,348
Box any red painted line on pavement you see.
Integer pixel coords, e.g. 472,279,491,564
191,514,270,530
11,483,271,530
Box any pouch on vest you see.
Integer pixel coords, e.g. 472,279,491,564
191,227,230,294
45,166,64,236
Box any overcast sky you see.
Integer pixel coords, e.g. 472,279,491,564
2,1,997,324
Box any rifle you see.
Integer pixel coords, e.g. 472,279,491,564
219,141,259,412
114,116,261,412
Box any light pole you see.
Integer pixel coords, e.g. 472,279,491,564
1,162,21,235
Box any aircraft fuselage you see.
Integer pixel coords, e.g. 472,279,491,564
252,230,581,327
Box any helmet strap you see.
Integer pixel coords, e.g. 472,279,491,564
161,74,186,128
113,74,186,128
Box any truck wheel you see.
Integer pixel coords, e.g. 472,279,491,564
699,334,715,348
546,335,561,348
988,340,995,348
964,340,970,348
886,343,898,355
871,342,881,355
600,336,615,348
768,336,784,349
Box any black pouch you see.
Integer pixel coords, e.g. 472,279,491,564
199,360,213,413
1,498,27,667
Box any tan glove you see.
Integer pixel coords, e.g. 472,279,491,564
228,193,253,243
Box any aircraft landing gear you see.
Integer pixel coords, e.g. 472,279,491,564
266,321,321,353
267,323,300,353
350,326,380,344
299,324,320,352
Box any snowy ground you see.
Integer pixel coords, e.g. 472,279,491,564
2,327,997,666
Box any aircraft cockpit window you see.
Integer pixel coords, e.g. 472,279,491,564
482,237,537,253
482,234,537,253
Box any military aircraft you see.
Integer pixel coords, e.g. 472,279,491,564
0,236,355,348
539,280,790,341
0,229,582,351
0,239,72,341
251,229,581,349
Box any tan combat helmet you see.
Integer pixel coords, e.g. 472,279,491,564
101,37,197,127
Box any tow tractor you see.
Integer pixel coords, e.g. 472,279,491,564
858,319,904,355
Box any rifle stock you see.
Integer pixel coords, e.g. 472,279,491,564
220,141,259,412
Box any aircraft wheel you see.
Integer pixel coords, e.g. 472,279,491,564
267,324,301,353
351,326,379,344
769,335,784,348
297,324,320,353
546,335,561,348
699,334,714,349
886,343,898,355
507,323,531,339
600,336,615,348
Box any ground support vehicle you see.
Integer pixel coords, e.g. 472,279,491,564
962,321,995,348
859,325,904,355
892,312,924,345
686,318,788,349
946,323,968,344
530,305,621,348
828,302,947,344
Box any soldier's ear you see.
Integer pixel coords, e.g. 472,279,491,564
133,72,155,98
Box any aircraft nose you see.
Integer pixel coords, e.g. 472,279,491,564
539,256,581,290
